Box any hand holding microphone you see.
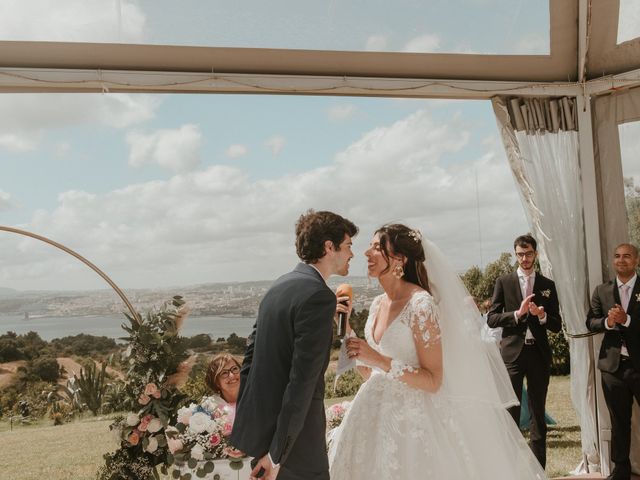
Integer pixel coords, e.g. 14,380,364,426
336,284,353,338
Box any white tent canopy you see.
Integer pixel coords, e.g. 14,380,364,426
1,0,639,475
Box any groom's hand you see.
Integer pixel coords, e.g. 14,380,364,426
335,295,352,328
516,294,535,319
250,454,280,480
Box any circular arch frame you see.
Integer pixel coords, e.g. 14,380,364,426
0,225,139,322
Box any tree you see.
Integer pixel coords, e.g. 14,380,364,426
478,252,517,301
461,265,483,301
624,176,640,248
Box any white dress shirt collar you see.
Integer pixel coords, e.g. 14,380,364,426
616,273,637,290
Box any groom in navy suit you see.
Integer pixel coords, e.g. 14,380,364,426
586,243,640,480
230,210,357,480
487,234,562,469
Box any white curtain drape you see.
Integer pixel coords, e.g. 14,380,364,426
492,96,600,472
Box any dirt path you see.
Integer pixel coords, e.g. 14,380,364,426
0,360,26,388
56,357,124,384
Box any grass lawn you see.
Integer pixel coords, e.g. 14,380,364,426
0,415,118,480
542,375,582,478
0,376,580,479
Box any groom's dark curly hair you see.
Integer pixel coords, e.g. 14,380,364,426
295,210,358,263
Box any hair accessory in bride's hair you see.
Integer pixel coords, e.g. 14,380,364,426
408,229,422,243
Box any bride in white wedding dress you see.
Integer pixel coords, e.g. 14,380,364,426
328,224,547,480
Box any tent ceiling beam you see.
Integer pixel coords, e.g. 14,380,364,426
0,67,583,99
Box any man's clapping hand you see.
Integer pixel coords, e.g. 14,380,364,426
607,305,627,328
516,294,536,319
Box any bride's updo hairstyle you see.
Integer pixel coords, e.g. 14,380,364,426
375,224,431,294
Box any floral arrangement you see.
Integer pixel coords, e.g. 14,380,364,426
326,401,351,430
98,296,192,480
165,395,245,476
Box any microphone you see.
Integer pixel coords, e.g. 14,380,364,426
336,284,353,338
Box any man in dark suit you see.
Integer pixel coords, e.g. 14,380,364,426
586,243,640,480
487,234,562,469
230,210,358,480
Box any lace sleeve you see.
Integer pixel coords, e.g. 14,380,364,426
409,292,441,351
386,292,441,381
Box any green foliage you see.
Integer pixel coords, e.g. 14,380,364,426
30,356,63,382
102,380,129,414
225,333,247,354
625,176,640,248
324,369,364,399
74,361,108,416
184,333,212,350
98,296,191,480
177,354,211,402
479,252,517,301
49,333,118,357
549,331,570,375
48,378,84,416
0,330,48,362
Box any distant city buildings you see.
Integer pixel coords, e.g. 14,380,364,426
0,277,382,319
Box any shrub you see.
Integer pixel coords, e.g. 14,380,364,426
226,333,247,354
325,369,364,399
30,356,62,382
549,330,570,375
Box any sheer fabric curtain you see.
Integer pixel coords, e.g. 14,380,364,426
492,96,599,472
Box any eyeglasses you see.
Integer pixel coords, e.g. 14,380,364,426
218,365,240,379
515,252,536,259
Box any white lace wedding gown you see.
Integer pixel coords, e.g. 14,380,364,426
328,291,547,480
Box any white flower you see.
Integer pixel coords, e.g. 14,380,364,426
191,443,205,461
147,417,162,433
189,412,212,434
177,406,193,424
145,435,159,453
126,412,140,427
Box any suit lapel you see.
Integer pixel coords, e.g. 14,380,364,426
511,271,523,303
612,281,621,307
626,276,640,313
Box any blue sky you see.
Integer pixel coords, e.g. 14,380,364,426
0,1,637,291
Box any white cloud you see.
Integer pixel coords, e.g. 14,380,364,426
225,144,249,159
618,0,640,44
403,34,441,53
366,34,388,51
1,108,527,289
127,124,203,172
0,190,12,211
0,94,159,132
0,94,160,152
328,105,356,122
0,0,146,42
0,133,37,153
264,136,286,156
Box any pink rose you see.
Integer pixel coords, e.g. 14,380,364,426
128,430,140,446
138,415,152,432
144,383,161,399
210,433,221,447
222,422,233,436
167,436,183,454
138,393,151,405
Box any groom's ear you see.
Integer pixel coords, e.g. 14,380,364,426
324,239,335,255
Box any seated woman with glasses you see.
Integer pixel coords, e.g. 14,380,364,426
205,353,241,408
